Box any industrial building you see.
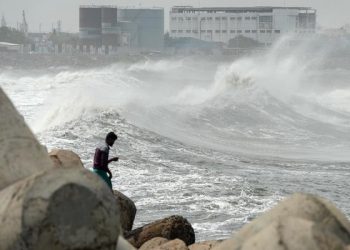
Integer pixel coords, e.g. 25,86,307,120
79,6,164,53
79,6,119,52
118,8,164,51
169,6,317,45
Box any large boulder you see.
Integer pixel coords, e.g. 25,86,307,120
0,168,120,250
0,87,53,190
0,87,120,249
113,190,137,232
116,236,136,250
213,193,350,250
49,149,84,168
153,239,188,250
189,240,223,250
139,237,169,250
125,215,195,248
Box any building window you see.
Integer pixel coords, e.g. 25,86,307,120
259,16,273,29
178,30,183,33
186,17,191,21
193,17,198,21
252,30,257,33
259,16,273,22
222,17,227,20
171,17,177,21
252,17,257,20
201,30,206,33
207,17,212,20
245,17,251,20
215,30,220,33
275,30,281,33
267,30,272,33
245,30,251,33
230,30,236,33
215,17,220,20
222,30,227,33
237,30,242,33
237,17,242,20
179,17,184,22
207,30,212,33
171,30,177,33
230,17,235,20
201,17,205,20
260,30,266,33
193,30,198,33
186,30,191,33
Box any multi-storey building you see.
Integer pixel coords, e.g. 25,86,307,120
169,6,316,45
79,6,164,53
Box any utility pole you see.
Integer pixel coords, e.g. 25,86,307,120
21,10,28,34
57,20,61,33
1,14,7,27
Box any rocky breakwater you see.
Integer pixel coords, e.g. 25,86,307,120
46,149,196,250
0,87,126,250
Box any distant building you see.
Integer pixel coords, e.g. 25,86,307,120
79,6,164,53
118,8,164,51
79,6,119,51
170,6,317,45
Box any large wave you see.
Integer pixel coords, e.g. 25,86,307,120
2,35,350,160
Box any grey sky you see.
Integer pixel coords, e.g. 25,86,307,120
0,0,348,32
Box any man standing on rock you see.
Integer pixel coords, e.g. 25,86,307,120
93,132,119,189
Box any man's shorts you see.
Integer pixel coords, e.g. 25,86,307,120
92,168,112,189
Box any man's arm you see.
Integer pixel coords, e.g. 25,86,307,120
108,157,119,163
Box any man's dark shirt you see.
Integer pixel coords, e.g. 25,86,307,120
93,143,110,172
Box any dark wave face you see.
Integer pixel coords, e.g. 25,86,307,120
1,35,350,240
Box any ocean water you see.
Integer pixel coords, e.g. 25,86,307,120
1,36,350,241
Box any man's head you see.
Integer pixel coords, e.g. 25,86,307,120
105,132,118,147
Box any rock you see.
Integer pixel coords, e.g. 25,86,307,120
125,215,195,248
189,240,223,250
49,149,84,168
116,235,136,250
0,168,120,250
213,193,350,250
139,237,169,250
0,87,120,249
0,87,53,190
153,239,188,250
113,190,137,232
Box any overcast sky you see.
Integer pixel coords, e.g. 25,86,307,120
0,0,349,32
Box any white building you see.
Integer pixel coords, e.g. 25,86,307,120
170,6,316,45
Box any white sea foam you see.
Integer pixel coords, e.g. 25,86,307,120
1,35,350,240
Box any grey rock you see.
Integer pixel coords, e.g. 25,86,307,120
139,237,169,250
113,190,137,232
189,240,223,250
0,87,53,190
153,239,188,250
213,193,350,250
49,149,84,169
125,215,195,248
